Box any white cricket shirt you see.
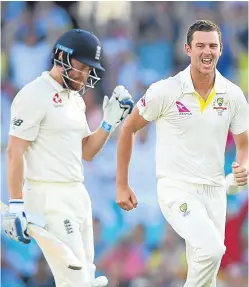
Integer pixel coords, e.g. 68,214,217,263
137,66,248,186
9,72,91,182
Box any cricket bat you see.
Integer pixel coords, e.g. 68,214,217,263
1,202,82,270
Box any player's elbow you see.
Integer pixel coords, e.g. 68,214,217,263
7,136,30,161
82,153,94,162
7,146,23,163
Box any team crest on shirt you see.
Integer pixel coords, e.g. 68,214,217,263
217,98,223,106
64,219,73,234
212,97,228,116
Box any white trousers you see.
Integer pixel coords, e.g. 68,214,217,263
157,178,227,287
23,180,95,287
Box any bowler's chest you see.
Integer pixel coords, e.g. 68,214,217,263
165,94,231,133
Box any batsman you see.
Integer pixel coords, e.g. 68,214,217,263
3,29,134,287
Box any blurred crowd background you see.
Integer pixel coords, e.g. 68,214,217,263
1,1,248,287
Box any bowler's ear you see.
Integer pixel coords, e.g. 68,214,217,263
184,43,191,57
219,42,223,57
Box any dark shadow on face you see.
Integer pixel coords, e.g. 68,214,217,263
67,58,92,90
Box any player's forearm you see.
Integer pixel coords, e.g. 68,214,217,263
82,127,110,161
7,150,24,199
116,125,135,187
236,148,248,170
234,130,248,170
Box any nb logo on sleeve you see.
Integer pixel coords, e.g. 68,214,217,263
12,118,23,126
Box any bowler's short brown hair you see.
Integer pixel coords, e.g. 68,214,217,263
187,20,222,47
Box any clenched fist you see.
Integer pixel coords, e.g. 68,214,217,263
102,85,134,132
232,162,248,186
116,185,138,211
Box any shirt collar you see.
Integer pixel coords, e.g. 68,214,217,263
42,71,66,93
180,65,227,94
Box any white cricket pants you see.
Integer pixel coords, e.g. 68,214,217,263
23,180,95,287
157,177,227,287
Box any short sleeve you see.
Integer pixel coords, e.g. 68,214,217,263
9,85,47,141
137,80,169,121
229,87,249,135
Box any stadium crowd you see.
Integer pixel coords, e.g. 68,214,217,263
1,2,248,286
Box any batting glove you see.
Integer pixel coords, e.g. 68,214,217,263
2,199,31,244
101,85,134,132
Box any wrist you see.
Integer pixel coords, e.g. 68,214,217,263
9,199,24,213
101,121,113,133
117,180,129,188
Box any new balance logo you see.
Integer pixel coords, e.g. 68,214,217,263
95,45,101,60
12,117,23,126
64,219,73,234
176,101,192,115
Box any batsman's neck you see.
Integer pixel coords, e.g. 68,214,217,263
190,66,215,94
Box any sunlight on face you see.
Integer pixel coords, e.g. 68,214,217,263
185,31,222,75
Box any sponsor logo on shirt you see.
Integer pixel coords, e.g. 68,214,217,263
53,93,63,107
179,203,191,217
176,101,192,115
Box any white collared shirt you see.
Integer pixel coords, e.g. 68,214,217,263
9,72,91,182
137,66,248,186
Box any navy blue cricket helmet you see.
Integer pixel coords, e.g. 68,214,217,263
52,29,105,95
